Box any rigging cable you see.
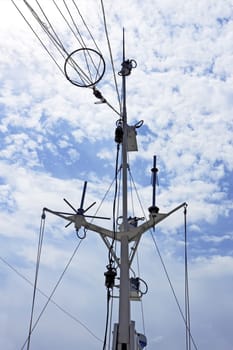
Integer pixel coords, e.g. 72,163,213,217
53,0,88,49
11,0,99,86
52,0,101,83
128,165,147,336
102,289,111,350
26,211,46,350
71,0,102,53
10,0,65,76
150,231,198,350
100,0,121,112
136,251,146,337
128,168,198,349
109,143,120,265
30,0,93,86
102,142,121,349
34,0,67,53
0,256,103,343
184,204,192,350
21,220,84,350
107,294,114,350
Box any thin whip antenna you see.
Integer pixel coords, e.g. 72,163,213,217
100,0,121,111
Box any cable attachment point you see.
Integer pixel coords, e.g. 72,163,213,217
134,120,144,129
130,277,148,301
148,205,159,215
128,216,145,228
115,119,123,143
76,227,87,240
104,265,117,289
118,59,137,76
93,86,106,104
41,209,46,220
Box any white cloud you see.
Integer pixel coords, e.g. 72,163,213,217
0,1,233,349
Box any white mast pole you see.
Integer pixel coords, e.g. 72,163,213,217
118,28,131,349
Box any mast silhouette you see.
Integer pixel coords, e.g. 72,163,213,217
43,30,187,350
117,28,132,349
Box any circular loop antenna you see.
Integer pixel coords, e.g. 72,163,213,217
64,48,105,88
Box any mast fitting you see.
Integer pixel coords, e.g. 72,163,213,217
118,59,137,76
115,119,123,143
93,86,106,103
104,264,117,289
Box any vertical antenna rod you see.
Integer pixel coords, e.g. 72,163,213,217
152,155,157,207
122,28,128,230
149,155,159,215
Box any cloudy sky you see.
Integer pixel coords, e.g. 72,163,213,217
0,0,233,349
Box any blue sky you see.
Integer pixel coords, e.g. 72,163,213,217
0,1,233,349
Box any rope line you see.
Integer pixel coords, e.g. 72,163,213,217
107,295,114,350
21,238,83,350
100,0,121,111
28,1,93,86
52,0,101,82
11,0,101,85
127,168,197,349
26,213,45,350
136,251,146,337
34,0,66,52
184,205,192,350
150,232,198,350
110,143,120,265
10,0,65,75
0,256,103,343
102,290,111,350
71,0,102,53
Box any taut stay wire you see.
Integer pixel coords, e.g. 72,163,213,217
21,212,84,350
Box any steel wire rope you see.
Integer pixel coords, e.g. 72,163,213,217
21,237,83,350
22,170,125,349
25,0,70,61
68,0,109,86
100,0,121,112
62,0,102,81
52,0,100,83
0,256,103,344
102,143,121,350
136,251,146,339
32,0,93,86
116,155,122,229
34,0,67,52
68,166,124,350
150,231,198,350
52,0,87,49
12,0,94,86
61,0,95,83
128,167,145,216
127,168,198,350
129,164,135,218
10,0,65,76
184,204,192,350
128,165,147,339
110,143,120,264
90,173,120,225
102,289,111,350
72,0,102,53
107,294,114,350
26,212,45,350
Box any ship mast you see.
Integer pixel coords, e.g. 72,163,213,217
42,29,187,350
11,2,190,348
118,28,130,348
